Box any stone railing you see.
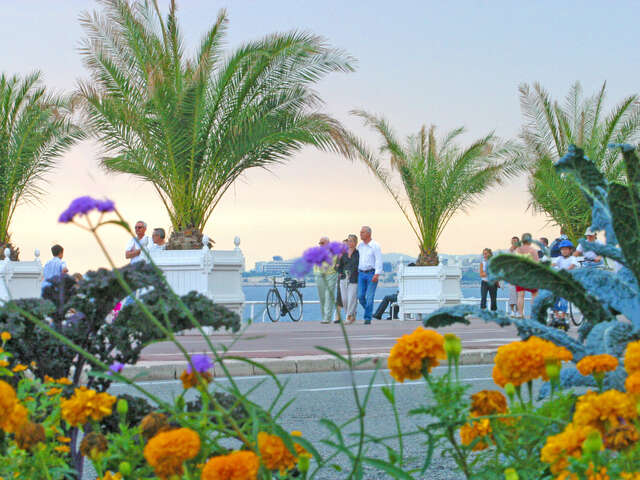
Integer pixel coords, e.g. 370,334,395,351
0,248,43,303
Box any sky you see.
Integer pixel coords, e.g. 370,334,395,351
2,1,639,272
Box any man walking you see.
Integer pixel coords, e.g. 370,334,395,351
42,244,69,293
357,226,382,325
125,221,150,263
315,236,338,324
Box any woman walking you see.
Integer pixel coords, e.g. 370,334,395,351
333,239,348,323
336,234,359,324
479,248,498,311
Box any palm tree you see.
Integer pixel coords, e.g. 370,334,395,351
0,72,81,260
347,111,519,266
519,82,640,242
78,0,354,248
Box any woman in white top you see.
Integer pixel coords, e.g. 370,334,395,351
480,248,499,311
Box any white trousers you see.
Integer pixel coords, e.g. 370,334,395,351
340,278,358,317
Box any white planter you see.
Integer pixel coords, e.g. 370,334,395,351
0,248,43,303
149,237,245,318
397,260,462,320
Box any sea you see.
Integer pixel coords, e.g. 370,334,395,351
241,283,524,322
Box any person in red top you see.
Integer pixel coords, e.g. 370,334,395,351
515,232,539,318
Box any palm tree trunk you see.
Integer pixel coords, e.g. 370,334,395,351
417,246,439,266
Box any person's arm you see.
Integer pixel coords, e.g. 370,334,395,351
479,261,486,278
373,243,383,282
125,248,140,259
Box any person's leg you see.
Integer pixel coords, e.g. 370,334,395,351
339,278,348,319
347,282,358,319
516,289,525,317
489,283,498,311
480,281,488,309
373,294,390,319
316,273,328,323
364,273,377,324
358,273,368,313
326,272,338,322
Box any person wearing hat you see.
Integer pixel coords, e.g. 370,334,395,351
551,239,578,325
573,228,602,264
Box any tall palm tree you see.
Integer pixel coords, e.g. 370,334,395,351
519,82,640,242
78,0,354,248
0,72,81,260
348,111,519,266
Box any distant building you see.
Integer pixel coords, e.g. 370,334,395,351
254,259,296,276
382,261,392,273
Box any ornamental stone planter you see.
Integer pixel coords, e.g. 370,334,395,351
397,260,462,320
149,237,245,323
0,248,43,303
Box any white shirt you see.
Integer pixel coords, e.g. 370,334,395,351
126,235,150,263
576,240,602,261
552,255,578,271
357,240,383,275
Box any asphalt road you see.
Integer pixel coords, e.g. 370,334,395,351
105,364,521,480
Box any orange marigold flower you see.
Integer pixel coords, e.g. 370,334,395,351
54,445,70,454
143,427,200,479
1,331,11,341
556,472,578,480
626,371,640,394
0,360,8,368
492,364,507,388
179,370,212,390
139,412,171,441
387,327,445,382
15,421,45,451
57,436,71,443
201,450,259,480
624,340,640,375
291,430,309,458
47,388,63,396
98,473,122,480
11,364,27,373
541,423,596,474
621,473,640,480
3,403,28,434
80,432,108,460
258,432,296,474
459,418,491,451
603,423,639,451
470,390,507,417
0,380,17,428
61,387,116,426
576,354,619,376
573,390,637,432
586,462,609,480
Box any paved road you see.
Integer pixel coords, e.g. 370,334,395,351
140,319,521,362
107,364,536,479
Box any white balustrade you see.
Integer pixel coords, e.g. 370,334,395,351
0,248,43,303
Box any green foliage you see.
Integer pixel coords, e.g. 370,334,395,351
347,112,519,265
0,72,82,248
0,263,240,392
519,82,640,242
77,0,354,232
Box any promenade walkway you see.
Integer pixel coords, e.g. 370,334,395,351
129,319,521,381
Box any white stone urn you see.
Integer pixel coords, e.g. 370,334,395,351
0,248,44,303
148,237,245,317
397,259,462,320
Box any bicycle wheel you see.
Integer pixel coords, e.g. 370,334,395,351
266,289,281,323
286,290,303,322
569,303,584,326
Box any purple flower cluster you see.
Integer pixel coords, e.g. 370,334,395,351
108,362,125,376
59,196,115,223
289,241,348,279
187,354,214,374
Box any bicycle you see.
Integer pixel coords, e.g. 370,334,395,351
265,276,305,322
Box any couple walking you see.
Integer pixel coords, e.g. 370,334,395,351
316,226,382,325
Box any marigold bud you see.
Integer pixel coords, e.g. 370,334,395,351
444,333,462,360
117,398,128,417
504,383,516,400
79,432,108,460
582,430,603,455
545,360,560,382
119,461,132,475
298,453,310,473
504,467,518,480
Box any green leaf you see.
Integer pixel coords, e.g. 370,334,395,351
361,457,414,479
609,182,640,285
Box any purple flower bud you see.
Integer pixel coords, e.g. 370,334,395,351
58,196,115,223
302,246,332,266
290,258,312,279
95,199,116,213
328,241,347,256
187,354,213,374
108,362,125,376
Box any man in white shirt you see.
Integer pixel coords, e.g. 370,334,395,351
125,220,150,264
149,228,167,252
41,244,69,293
357,226,383,325
573,228,602,264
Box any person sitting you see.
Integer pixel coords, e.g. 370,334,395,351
573,228,602,265
149,228,167,252
42,244,69,294
373,291,398,320
125,220,150,263
550,240,579,326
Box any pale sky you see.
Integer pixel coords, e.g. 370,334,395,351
3,1,639,272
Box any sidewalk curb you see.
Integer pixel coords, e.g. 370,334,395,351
122,349,497,382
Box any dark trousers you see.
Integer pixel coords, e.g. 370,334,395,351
480,280,498,311
373,293,398,319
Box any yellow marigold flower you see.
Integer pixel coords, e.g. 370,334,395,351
626,371,640,395
57,436,71,443
573,390,637,432
387,327,445,382
621,473,640,480
556,472,578,480
585,463,609,480
201,450,259,480
98,473,122,480
1,332,11,341
0,380,17,426
258,431,296,473
603,423,639,451
143,427,200,479
541,423,595,474
291,430,309,458
3,403,28,434
0,360,8,368
47,387,63,396
11,364,27,373
44,375,54,383
470,390,507,417
15,422,45,451
54,445,70,454
576,354,619,376
492,364,508,388
625,340,640,375
459,418,491,451
139,412,170,441
60,387,116,426
80,432,108,460
57,377,72,385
